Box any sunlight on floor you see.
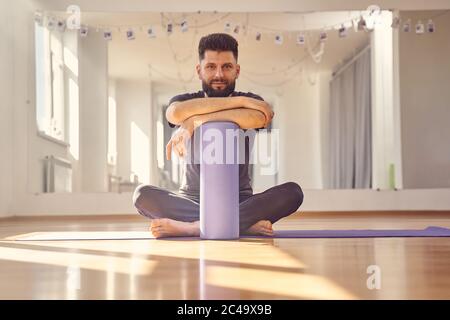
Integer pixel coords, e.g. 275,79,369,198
206,265,358,299
1,237,306,269
0,246,157,276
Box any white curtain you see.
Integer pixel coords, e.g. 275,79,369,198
328,48,372,189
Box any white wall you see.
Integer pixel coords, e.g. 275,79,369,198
0,1,14,217
319,71,332,188
3,1,450,217
277,74,323,189
399,10,450,188
115,79,152,185
11,0,34,208
79,31,109,192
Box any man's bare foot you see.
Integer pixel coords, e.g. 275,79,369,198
244,220,274,236
150,218,200,238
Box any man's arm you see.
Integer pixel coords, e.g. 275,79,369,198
166,108,270,160
188,108,267,131
166,96,272,127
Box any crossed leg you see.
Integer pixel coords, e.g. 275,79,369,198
133,182,303,238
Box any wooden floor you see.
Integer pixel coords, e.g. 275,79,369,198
1,211,450,299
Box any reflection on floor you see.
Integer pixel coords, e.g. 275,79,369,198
0,211,450,299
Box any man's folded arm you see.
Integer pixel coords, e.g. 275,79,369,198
188,108,267,131
166,96,272,127
166,97,247,126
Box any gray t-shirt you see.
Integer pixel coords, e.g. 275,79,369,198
167,90,265,202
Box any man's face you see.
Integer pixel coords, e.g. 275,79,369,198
196,50,240,97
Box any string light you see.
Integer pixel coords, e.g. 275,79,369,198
38,10,448,43
274,34,283,45
147,26,156,38
167,22,173,34
181,20,188,32
415,20,425,34
46,16,56,30
79,25,88,37
57,20,66,32
36,10,448,86
126,28,135,40
296,33,305,45
402,19,411,32
391,16,400,28
224,21,232,32
357,16,367,31
338,25,347,38
427,19,435,33
103,30,112,41
34,11,43,26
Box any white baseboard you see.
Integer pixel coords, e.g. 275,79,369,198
8,188,450,217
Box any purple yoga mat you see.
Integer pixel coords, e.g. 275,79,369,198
5,227,450,241
244,226,450,238
199,121,239,240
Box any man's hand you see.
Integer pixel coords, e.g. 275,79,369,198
241,97,274,127
166,118,195,160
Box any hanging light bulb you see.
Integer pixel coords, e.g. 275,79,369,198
224,22,231,32
147,26,156,38
57,20,66,32
391,17,401,28
233,24,240,34
34,12,43,26
427,19,435,33
338,25,347,38
181,20,188,32
255,32,262,41
274,34,283,45
46,16,56,30
79,25,88,37
415,20,425,34
103,29,112,41
319,31,327,42
402,19,411,32
126,28,135,40
296,33,305,45
167,22,173,34
357,16,367,31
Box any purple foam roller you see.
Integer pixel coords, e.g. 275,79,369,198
200,121,239,239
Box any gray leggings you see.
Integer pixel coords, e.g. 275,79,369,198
133,182,304,231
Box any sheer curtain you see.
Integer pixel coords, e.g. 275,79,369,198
328,48,372,189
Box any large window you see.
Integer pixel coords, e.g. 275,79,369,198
35,22,68,143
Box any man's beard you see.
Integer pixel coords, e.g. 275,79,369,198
202,79,236,97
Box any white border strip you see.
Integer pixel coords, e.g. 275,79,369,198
8,188,450,216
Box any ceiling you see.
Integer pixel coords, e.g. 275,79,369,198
61,11,372,87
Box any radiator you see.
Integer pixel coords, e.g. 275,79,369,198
44,155,72,193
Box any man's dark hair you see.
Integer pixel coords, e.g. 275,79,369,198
198,33,238,61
